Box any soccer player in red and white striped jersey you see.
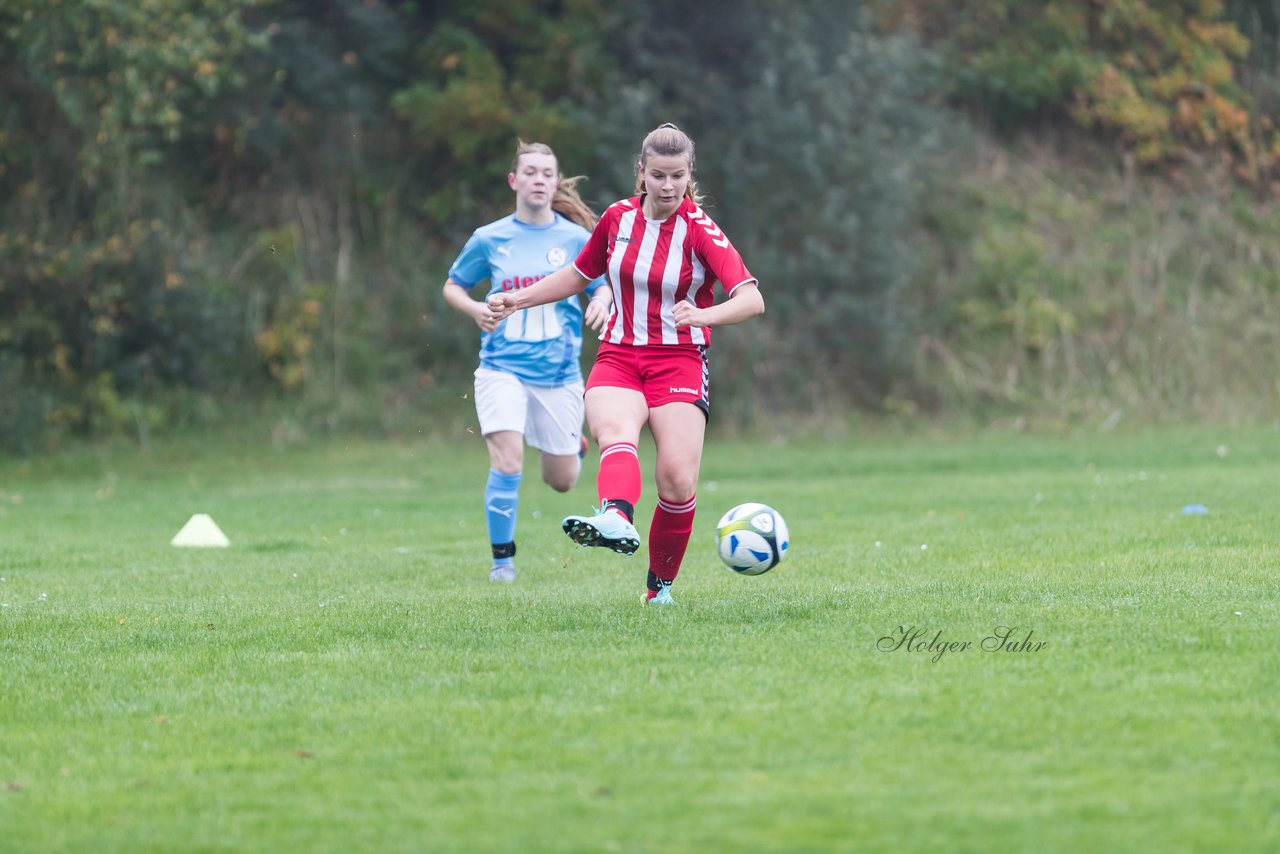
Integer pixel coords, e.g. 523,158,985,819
487,123,765,605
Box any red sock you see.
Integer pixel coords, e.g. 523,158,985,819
597,442,641,518
649,495,696,583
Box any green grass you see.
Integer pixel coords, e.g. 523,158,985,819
2,427,1278,852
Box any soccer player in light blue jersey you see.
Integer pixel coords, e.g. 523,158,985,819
443,142,611,583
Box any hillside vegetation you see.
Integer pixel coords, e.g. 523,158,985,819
2,0,1277,451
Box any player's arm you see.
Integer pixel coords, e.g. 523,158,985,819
486,265,589,320
674,282,764,329
443,278,502,333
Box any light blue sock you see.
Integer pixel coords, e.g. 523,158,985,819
485,469,522,566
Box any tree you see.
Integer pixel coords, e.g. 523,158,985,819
898,0,1271,179
589,0,949,411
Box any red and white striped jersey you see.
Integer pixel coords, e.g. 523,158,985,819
573,195,757,347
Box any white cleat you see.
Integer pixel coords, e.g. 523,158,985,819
645,587,677,606
561,510,641,555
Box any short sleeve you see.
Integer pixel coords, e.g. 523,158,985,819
573,211,612,281
448,231,491,288
690,211,757,295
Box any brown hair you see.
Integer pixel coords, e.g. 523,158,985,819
511,140,599,231
634,123,704,207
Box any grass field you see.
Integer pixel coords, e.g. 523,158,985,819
2,426,1278,852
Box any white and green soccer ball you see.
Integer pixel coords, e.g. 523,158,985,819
715,503,789,575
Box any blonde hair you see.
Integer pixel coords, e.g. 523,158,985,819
634,123,704,207
511,140,598,231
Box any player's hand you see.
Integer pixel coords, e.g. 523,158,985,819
584,294,611,331
673,299,708,328
485,292,518,324
473,298,502,333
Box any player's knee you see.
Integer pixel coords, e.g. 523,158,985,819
544,463,580,493
655,469,697,503
593,428,626,448
487,447,523,474
546,474,576,493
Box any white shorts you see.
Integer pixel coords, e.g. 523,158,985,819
473,367,585,456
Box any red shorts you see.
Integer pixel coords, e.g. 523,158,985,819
587,342,710,416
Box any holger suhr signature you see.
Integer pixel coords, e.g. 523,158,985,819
877,626,1048,663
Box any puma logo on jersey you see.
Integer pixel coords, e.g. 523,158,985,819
496,245,512,256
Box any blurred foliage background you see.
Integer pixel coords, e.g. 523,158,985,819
1,0,1278,452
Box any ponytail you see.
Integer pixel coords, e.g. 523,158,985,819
552,175,598,231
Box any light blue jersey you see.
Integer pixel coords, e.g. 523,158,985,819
449,213,605,387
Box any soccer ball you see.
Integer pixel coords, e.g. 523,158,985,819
715,503,789,575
